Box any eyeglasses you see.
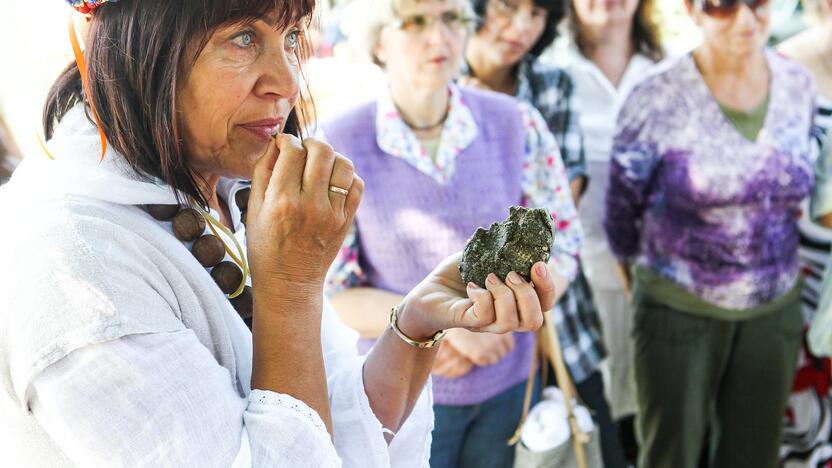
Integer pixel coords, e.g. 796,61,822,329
390,11,474,34
697,0,769,17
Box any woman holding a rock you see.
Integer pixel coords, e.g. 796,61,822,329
0,0,560,465
322,0,582,466
604,0,815,465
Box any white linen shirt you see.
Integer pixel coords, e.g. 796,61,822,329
545,38,657,290
0,105,433,467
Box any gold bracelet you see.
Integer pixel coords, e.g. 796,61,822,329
389,304,446,348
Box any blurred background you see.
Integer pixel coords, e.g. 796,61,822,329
0,0,809,165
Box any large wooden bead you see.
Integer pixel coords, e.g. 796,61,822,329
235,188,251,212
172,208,206,242
211,261,243,295
231,286,253,320
192,235,225,267
145,204,180,221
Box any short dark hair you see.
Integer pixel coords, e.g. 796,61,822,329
43,0,315,207
470,0,568,60
570,0,664,62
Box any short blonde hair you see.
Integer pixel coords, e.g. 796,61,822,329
342,0,475,65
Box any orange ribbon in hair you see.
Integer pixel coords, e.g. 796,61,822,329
69,19,108,161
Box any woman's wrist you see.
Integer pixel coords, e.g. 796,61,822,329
394,300,444,343
252,273,323,302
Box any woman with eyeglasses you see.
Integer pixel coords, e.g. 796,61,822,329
322,0,583,466
460,0,628,466
603,0,815,465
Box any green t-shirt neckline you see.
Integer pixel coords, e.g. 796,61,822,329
717,94,770,142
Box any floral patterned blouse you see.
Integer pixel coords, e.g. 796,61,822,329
326,84,582,294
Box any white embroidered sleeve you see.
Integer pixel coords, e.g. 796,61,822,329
29,331,341,467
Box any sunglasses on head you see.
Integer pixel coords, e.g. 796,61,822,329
697,0,769,17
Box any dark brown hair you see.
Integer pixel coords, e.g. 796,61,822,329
471,0,568,60
570,0,664,62
43,0,316,207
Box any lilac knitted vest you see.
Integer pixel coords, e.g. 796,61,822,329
323,88,535,406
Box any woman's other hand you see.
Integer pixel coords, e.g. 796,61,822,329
431,342,475,378
246,135,364,293
445,328,515,367
396,252,557,341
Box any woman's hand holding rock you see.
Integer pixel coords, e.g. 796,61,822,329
396,253,556,341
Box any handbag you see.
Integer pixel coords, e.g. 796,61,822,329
510,313,604,468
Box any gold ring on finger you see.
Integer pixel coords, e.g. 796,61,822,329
328,185,349,196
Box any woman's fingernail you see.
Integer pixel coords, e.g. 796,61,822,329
507,271,523,285
535,263,548,278
467,282,479,290
487,273,499,285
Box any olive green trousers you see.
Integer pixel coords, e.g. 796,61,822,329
631,291,803,468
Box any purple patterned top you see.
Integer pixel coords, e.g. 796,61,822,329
604,51,816,310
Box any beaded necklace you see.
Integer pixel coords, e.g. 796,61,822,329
144,186,253,326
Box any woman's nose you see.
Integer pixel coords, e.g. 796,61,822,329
252,49,301,101
733,3,761,26
425,20,449,45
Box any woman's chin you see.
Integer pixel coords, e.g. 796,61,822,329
232,142,271,180
233,160,257,181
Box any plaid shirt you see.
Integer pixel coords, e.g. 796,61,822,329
483,59,604,383
515,59,587,184
553,268,606,383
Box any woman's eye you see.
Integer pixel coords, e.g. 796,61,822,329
402,15,429,30
286,30,300,50
232,31,255,48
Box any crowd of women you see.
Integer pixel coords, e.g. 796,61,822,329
1,0,832,466
316,0,832,465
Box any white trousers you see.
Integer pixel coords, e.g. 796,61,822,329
590,286,638,419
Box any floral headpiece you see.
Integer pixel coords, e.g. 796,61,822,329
65,0,118,15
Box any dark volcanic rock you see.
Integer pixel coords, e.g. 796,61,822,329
459,206,554,288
